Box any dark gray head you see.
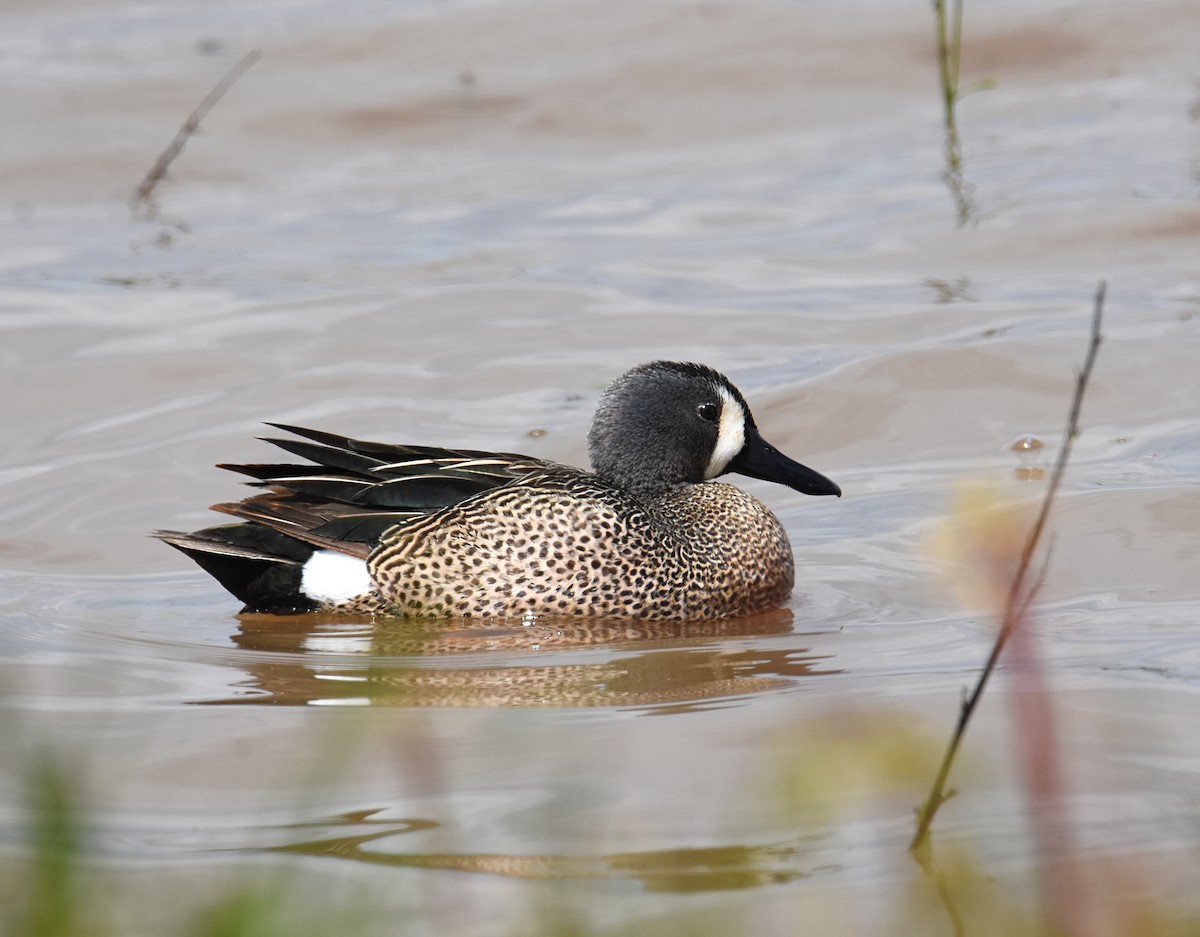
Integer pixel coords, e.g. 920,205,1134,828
587,361,841,499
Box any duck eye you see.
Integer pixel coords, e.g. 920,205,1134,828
696,402,719,423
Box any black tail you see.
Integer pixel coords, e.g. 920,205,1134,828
158,422,541,614
154,524,318,614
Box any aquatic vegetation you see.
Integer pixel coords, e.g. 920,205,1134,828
8,755,95,937
932,0,977,226
913,283,1106,855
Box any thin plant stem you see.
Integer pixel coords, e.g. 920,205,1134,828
132,49,262,217
910,281,1107,854
934,0,962,125
948,0,964,109
933,0,975,226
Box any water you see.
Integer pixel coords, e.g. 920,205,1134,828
2,0,1199,933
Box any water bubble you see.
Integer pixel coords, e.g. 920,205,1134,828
1009,435,1046,481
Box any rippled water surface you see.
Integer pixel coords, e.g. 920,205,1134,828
2,0,1199,932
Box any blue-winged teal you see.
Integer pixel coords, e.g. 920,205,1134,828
157,361,840,620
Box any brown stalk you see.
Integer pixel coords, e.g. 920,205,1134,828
132,49,262,217
910,281,1106,854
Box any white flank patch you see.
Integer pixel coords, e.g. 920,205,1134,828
300,550,374,605
703,386,746,479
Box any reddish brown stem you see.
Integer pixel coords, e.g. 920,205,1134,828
910,281,1106,854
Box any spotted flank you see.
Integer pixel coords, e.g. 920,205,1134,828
155,361,841,620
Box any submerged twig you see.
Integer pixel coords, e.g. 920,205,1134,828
132,49,261,218
910,281,1107,855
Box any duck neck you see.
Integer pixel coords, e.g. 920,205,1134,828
595,470,691,504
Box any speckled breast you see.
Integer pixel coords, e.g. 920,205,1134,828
366,469,795,620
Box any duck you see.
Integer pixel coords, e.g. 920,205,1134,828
155,361,841,620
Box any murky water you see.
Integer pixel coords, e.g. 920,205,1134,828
2,0,1199,933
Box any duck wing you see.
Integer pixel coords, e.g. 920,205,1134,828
212,423,548,548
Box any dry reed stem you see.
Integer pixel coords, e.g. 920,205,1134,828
911,281,1107,856
132,49,262,217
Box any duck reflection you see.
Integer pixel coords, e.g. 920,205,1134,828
267,808,817,891
214,608,839,708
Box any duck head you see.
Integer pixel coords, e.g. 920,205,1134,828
587,361,841,499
